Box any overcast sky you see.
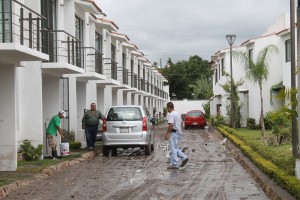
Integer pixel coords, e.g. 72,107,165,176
97,0,290,66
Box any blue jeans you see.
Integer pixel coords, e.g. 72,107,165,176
85,125,98,148
169,131,187,167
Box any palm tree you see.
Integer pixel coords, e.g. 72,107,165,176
234,45,278,137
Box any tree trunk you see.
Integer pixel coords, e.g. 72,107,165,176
260,86,265,137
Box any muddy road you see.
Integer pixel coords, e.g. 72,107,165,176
4,125,268,200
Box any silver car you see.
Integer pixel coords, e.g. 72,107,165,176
102,106,154,156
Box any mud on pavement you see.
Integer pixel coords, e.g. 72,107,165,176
3,124,269,200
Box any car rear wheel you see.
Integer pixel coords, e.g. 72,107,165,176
145,143,151,155
111,148,118,156
103,146,109,156
151,143,154,151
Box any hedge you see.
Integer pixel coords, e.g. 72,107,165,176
217,126,300,199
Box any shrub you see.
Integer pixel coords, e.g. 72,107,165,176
19,140,43,161
264,112,273,130
210,115,225,127
70,141,81,150
246,118,257,130
267,111,292,145
62,130,75,143
202,102,210,119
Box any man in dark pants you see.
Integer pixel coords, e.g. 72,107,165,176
82,103,104,150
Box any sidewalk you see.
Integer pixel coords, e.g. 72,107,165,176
0,150,98,199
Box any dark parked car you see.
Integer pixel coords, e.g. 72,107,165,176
184,110,207,129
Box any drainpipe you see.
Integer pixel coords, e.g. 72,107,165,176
291,0,297,158
296,0,300,178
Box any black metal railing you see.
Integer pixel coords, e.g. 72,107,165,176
122,67,129,85
41,30,83,68
0,0,46,52
133,73,138,88
140,78,145,91
82,47,103,74
146,81,149,93
103,58,117,80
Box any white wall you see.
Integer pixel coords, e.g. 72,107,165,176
0,65,17,171
172,99,208,115
16,62,43,147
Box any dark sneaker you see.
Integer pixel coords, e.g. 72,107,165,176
181,158,189,167
167,166,179,170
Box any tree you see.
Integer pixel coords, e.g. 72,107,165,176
189,78,213,99
219,78,244,128
158,56,212,100
234,45,278,137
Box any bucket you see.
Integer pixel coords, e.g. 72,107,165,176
59,143,70,156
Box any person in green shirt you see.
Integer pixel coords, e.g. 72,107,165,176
82,103,104,150
46,110,65,159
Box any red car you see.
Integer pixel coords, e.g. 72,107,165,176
184,110,207,129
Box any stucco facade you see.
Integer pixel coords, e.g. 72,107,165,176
210,13,292,127
0,0,169,171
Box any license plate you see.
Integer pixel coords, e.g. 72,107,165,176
193,122,198,125
120,128,129,133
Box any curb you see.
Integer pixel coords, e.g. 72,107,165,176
213,128,296,200
0,151,98,199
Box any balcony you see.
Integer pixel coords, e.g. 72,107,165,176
41,30,84,76
103,58,118,81
122,67,129,85
0,0,49,65
131,73,137,89
74,47,106,81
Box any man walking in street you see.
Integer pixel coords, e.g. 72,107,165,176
82,103,104,150
165,102,188,169
46,110,66,159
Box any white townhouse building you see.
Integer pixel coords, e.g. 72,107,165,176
210,13,292,127
0,0,169,171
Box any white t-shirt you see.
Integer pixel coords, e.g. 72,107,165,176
168,110,182,132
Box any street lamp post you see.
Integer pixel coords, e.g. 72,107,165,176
226,34,236,128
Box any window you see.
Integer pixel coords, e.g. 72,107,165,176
221,58,225,76
95,32,102,52
122,53,126,67
0,0,12,43
218,64,221,79
285,39,291,62
107,107,142,121
131,59,134,85
75,16,83,41
111,44,116,60
215,68,218,84
248,49,253,61
41,0,57,60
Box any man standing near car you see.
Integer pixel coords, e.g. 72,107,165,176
82,103,104,150
165,102,188,169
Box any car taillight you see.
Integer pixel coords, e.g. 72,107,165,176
102,118,107,132
142,117,147,131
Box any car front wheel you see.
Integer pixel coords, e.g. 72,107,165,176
103,146,109,156
145,143,151,155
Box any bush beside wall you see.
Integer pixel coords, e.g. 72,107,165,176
217,126,300,199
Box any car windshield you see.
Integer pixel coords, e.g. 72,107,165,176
187,111,203,117
107,107,143,121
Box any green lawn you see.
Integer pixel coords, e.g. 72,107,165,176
0,149,87,187
237,128,295,175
